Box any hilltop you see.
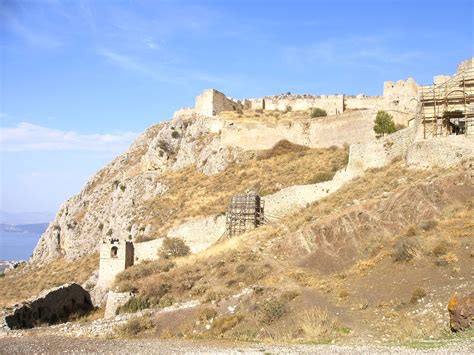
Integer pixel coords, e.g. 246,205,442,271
0,58,472,349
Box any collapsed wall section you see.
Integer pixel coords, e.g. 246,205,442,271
3,283,93,329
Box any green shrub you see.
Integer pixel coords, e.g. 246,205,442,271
258,297,287,324
158,295,174,308
116,259,175,284
311,108,327,118
116,296,149,314
140,282,171,305
171,131,180,139
373,110,396,137
159,237,190,259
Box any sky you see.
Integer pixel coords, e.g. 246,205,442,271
0,0,472,222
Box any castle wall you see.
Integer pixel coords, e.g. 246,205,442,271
383,78,419,114
195,89,243,116
167,214,226,253
220,110,376,150
344,95,384,110
262,95,344,115
133,238,163,262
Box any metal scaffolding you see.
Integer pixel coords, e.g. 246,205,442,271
225,192,265,237
421,67,474,138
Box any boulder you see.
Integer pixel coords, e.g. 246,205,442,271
448,292,474,332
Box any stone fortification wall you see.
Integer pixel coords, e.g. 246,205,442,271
220,110,376,151
134,238,163,262
261,94,344,115
383,78,419,114
167,214,226,253
344,95,384,110
406,135,474,168
195,89,242,116
458,58,473,72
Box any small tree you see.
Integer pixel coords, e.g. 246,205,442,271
311,108,327,118
159,237,190,259
373,111,396,137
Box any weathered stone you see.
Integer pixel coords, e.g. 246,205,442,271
104,291,133,318
448,293,474,332
3,283,93,329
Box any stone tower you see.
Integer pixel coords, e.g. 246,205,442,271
97,237,134,288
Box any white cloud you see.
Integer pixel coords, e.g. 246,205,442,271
0,122,138,153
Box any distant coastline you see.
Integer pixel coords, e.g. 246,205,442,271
0,223,48,261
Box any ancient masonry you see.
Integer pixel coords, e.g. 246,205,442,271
96,57,474,292
419,63,474,138
97,237,134,288
3,283,93,329
191,58,473,139
192,80,418,118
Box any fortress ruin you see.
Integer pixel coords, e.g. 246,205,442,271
190,58,474,138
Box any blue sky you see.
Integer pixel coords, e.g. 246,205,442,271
0,0,472,221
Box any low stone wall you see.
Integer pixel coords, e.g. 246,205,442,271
3,283,93,329
263,141,386,220
134,238,163,263
167,214,226,253
104,291,133,318
406,135,474,168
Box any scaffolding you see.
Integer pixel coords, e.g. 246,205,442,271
225,192,265,237
420,67,474,138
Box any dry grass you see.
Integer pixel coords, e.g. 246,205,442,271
0,254,98,309
144,142,348,237
115,314,155,337
298,307,340,342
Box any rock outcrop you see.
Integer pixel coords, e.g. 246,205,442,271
448,293,474,332
31,113,243,265
2,283,93,330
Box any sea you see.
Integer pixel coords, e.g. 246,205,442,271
0,225,47,261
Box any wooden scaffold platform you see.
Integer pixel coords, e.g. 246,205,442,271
225,191,265,237
420,66,474,138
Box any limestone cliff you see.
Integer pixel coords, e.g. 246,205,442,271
31,113,243,265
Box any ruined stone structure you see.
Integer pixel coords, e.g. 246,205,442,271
225,192,265,237
195,89,243,116
3,283,93,329
97,237,134,288
419,64,474,138
193,80,418,120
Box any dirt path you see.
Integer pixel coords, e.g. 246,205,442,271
1,335,473,354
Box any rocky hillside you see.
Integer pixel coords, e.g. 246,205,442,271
31,113,248,264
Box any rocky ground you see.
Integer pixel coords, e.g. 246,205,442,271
0,335,473,354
